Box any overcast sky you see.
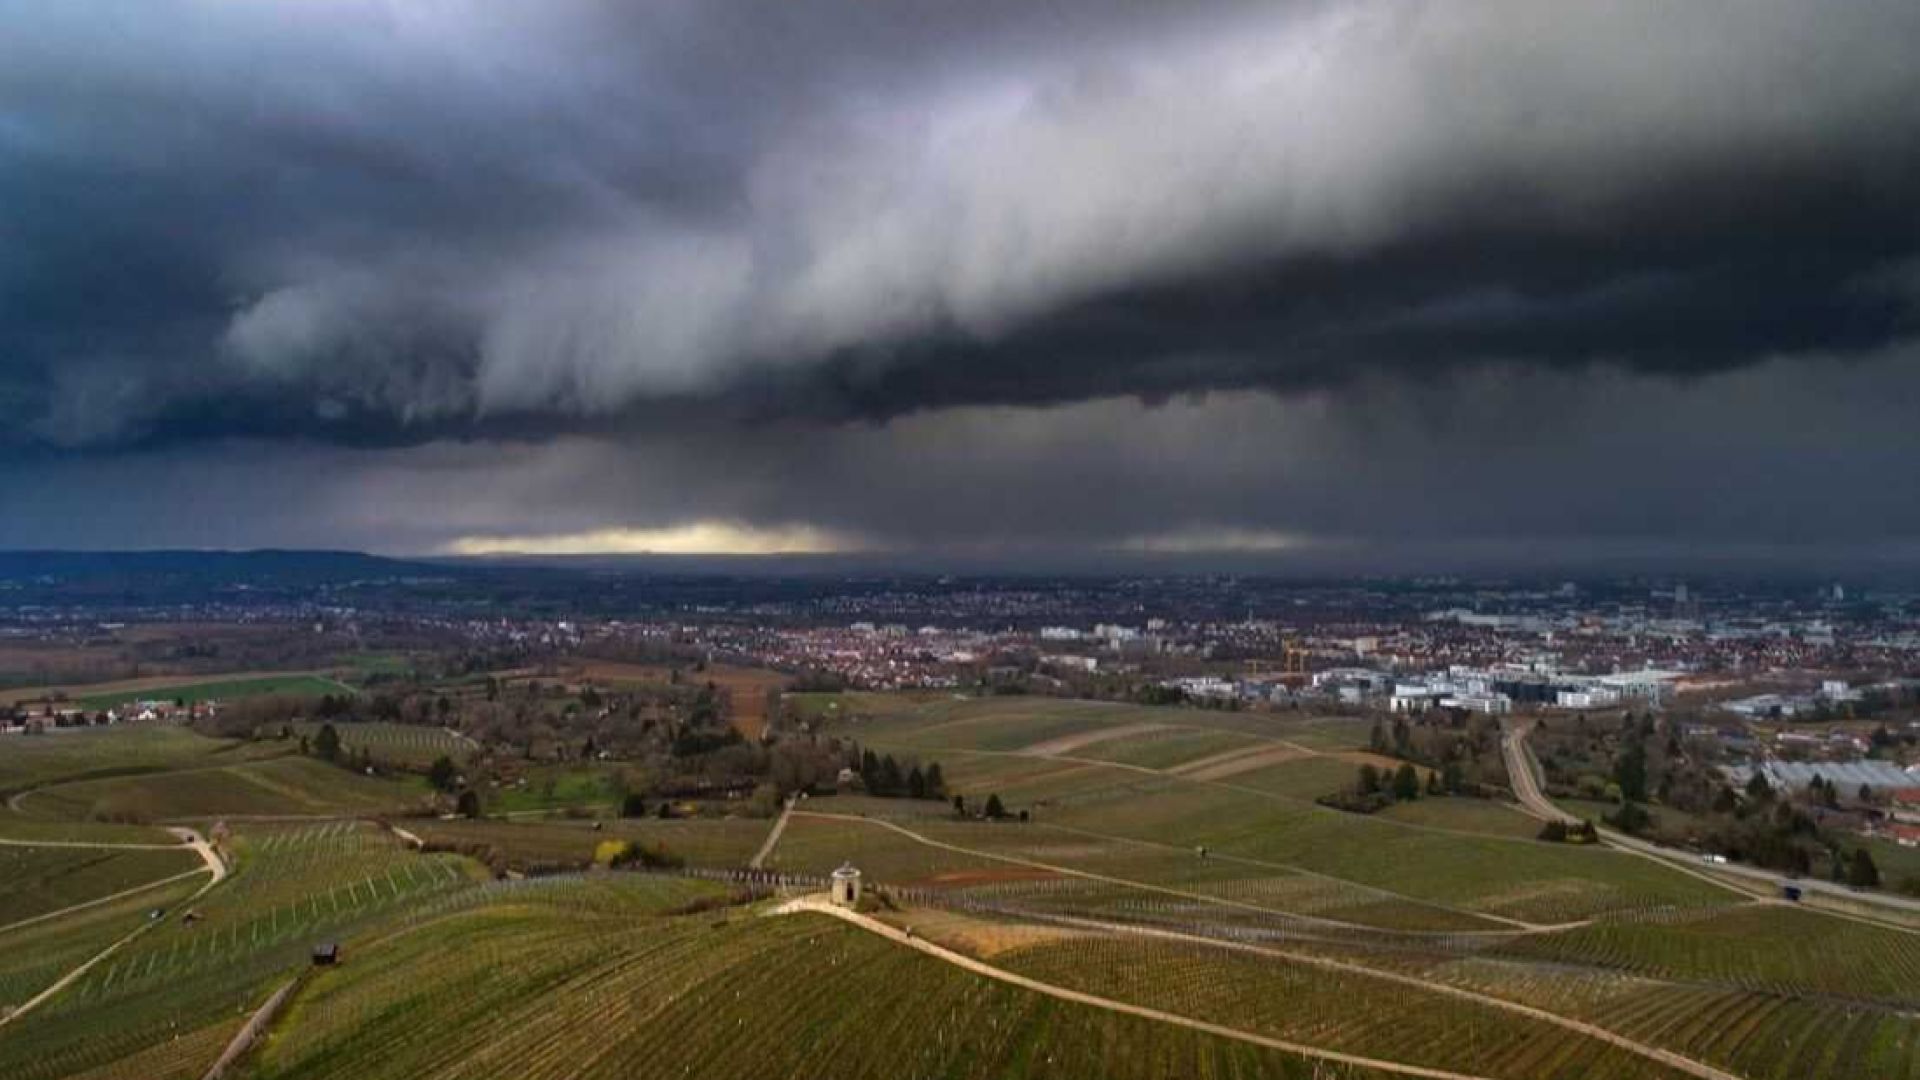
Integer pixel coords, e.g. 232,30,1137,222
2,1,1917,568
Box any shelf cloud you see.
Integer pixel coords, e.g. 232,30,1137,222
2,1,1918,560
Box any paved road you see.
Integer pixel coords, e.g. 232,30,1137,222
1501,719,1920,919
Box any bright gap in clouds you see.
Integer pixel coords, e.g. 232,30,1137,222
442,522,867,557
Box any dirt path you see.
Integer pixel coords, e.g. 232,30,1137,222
749,799,794,870
1032,819,1565,933
1026,911,1745,1080
790,810,1533,938
0,827,227,1028
0,867,210,936
776,897,1498,1080
1171,743,1313,780
1021,722,1170,757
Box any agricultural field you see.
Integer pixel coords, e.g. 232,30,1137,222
406,816,771,873
822,700,1740,925
3,693,1914,1080
1496,903,1920,1002
1375,797,1543,838
279,721,476,768
0,726,271,798
74,675,355,710
0,845,204,925
0,821,479,1080
997,933,1698,1080
244,887,1390,1080
17,757,432,823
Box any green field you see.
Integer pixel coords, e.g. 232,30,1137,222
0,845,204,925
821,701,1739,925
408,817,772,873
18,757,432,823
4,703,1917,1080
0,727,269,798
280,721,475,768
0,821,478,1080
245,885,1393,1080
76,675,355,710
999,933,1696,1080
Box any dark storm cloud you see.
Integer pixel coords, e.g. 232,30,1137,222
3,0,1919,448
5,347,1919,568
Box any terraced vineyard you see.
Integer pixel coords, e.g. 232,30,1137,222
18,757,432,823
246,884,1398,1080
1495,904,1920,1001
0,727,267,798
5,706,1915,1080
996,933,1699,1080
0,822,477,1080
0,844,203,924
407,816,770,872
0,876,207,1015
281,722,476,768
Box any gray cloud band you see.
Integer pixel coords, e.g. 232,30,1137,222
2,0,1917,450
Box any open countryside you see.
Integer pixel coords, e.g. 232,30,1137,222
4,651,1919,1080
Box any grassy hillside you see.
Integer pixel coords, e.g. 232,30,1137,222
245,885,1392,1080
0,845,203,925
20,757,432,822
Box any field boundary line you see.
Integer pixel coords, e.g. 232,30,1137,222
0,866,211,937
0,827,225,1027
878,740,1603,848
777,897,1497,1080
203,976,302,1080
749,798,794,870
790,810,1531,939
1029,819,1558,932
1024,911,1746,1080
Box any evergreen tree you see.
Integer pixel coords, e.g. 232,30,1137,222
907,765,926,800
879,755,905,796
1356,764,1382,795
456,789,481,819
1614,740,1648,803
924,763,945,798
1850,849,1882,889
984,793,1007,820
314,723,342,763
1391,763,1421,801
952,793,967,817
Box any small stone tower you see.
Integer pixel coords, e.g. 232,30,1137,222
830,863,862,908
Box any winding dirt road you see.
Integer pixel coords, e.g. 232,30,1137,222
776,896,1499,1080
0,827,226,1028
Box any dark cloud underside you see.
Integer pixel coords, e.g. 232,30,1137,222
1,1,1918,558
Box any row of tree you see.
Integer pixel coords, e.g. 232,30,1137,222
856,749,946,800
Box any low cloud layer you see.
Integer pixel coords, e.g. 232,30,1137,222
7,348,1919,569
